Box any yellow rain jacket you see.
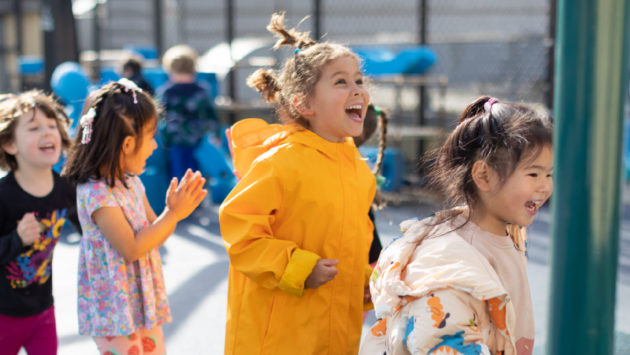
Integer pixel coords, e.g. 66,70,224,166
219,119,376,355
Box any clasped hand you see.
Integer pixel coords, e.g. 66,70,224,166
165,169,208,221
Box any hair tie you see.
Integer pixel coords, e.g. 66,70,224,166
79,107,96,144
294,48,301,55
117,78,143,104
373,105,382,117
484,97,499,113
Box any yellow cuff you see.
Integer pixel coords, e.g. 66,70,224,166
278,249,320,297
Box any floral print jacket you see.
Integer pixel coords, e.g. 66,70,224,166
361,208,521,355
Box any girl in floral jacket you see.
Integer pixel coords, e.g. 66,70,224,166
361,97,553,355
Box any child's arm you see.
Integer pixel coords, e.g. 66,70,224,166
94,170,206,262
0,213,40,264
220,159,326,297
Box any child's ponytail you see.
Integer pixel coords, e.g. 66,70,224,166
267,12,316,51
457,96,491,124
372,106,388,177
247,69,281,103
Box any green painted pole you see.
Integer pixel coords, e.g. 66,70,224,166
549,0,630,354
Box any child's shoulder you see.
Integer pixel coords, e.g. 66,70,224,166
76,177,121,195
0,171,12,186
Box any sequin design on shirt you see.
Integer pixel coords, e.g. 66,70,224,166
5,209,67,288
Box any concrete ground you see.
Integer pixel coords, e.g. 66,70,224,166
46,185,630,354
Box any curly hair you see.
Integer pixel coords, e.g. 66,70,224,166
0,90,72,171
246,12,361,128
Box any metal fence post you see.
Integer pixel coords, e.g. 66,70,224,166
549,0,630,354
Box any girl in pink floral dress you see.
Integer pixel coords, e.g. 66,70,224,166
63,79,207,355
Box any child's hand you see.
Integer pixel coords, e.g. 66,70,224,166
364,285,372,303
165,169,208,221
17,213,41,246
305,259,338,289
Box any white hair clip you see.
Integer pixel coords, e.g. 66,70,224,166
117,78,143,104
79,107,96,144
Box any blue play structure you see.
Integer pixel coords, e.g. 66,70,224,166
194,134,237,204
350,45,438,192
359,146,406,192
17,55,44,75
49,60,235,209
352,46,437,77
50,62,90,133
626,119,630,182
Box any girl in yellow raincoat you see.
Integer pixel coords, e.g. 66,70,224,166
219,12,376,355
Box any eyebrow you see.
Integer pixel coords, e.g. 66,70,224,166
525,164,553,171
330,70,362,77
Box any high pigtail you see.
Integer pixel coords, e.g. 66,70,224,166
246,69,281,103
268,12,316,50
458,96,491,124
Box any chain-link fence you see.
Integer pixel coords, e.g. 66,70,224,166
66,0,553,106
1,0,553,104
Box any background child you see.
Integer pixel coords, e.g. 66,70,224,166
219,12,376,355
0,90,79,354
361,96,553,355
352,103,389,264
157,44,218,179
121,55,155,96
62,79,207,355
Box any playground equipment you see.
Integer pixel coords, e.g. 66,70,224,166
352,46,437,77
351,45,445,192
50,61,90,133
359,146,405,192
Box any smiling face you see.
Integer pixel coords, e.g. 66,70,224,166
300,55,369,142
1,109,62,171
121,118,158,175
473,145,554,235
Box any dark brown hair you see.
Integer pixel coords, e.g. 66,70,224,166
0,90,71,171
246,12,360,128
62,81,158,188
428,96,553,210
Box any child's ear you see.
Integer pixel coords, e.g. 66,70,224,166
471,160,493,192
292,95,315,117
1,141,17,156
122,136,136,155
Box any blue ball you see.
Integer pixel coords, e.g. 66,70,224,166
50,62,90,104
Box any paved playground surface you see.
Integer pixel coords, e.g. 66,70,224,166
46,189,630,354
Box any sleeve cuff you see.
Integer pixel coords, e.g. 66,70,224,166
278,248,320,297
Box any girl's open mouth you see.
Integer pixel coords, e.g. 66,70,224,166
525,200,541,215
345,105,363,122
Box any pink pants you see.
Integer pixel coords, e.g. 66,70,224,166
0,305,58,355
93,326,165,355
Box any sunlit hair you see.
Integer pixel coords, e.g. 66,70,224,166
62,81,159,188
428,96,553,210
246,12,361,128
162,44,198,75
0,90,71,171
